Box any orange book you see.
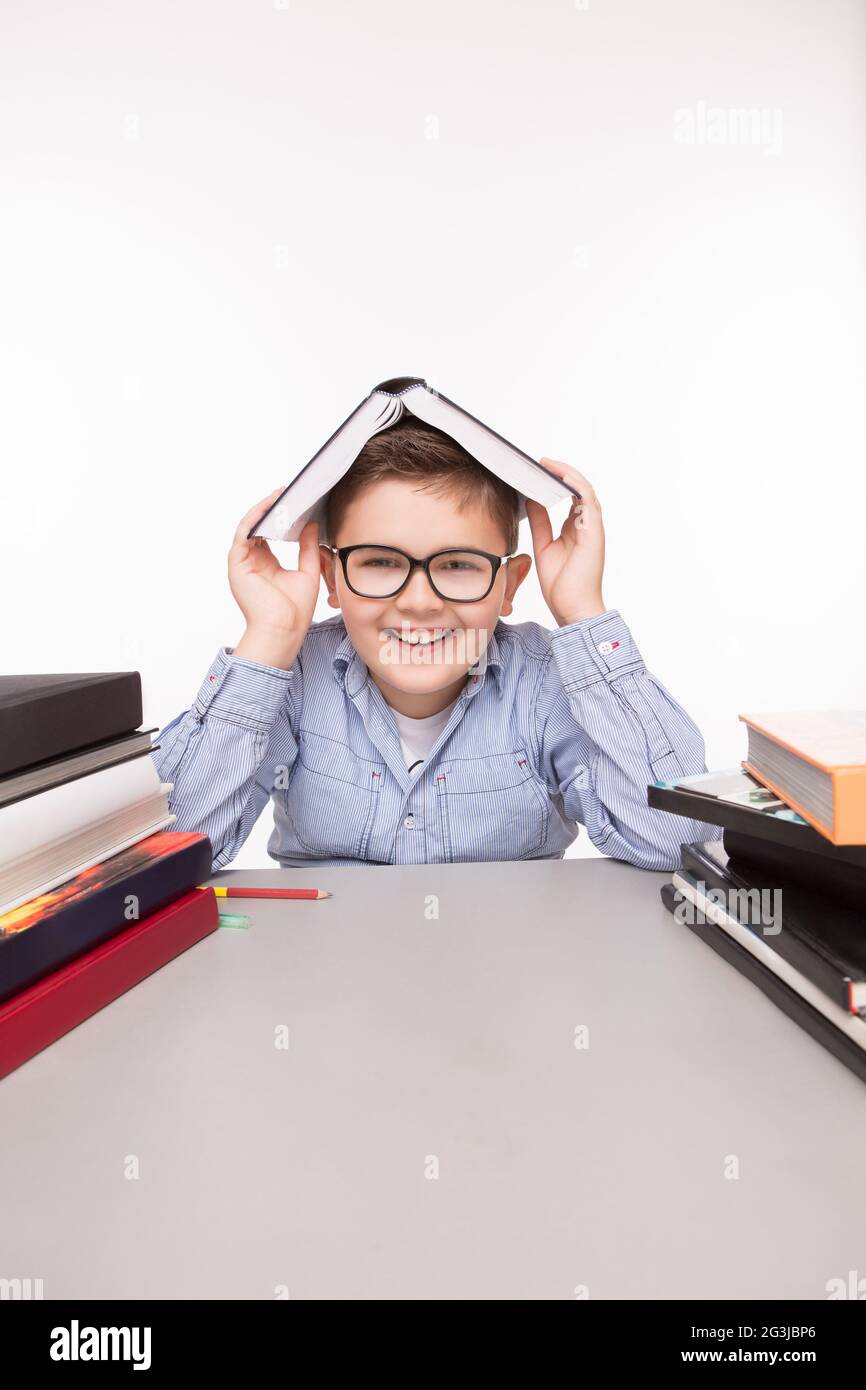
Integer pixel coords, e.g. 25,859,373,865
739,711,866,846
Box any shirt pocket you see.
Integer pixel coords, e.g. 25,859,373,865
285,730,384,860
434,748,550,863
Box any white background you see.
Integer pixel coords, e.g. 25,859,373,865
2,0,864,866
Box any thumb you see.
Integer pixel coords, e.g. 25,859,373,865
297,518,322,581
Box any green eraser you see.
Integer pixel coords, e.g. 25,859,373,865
218,912,252,929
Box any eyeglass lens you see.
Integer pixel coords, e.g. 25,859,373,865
345,547,495,600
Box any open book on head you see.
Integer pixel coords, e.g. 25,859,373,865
248,376,582,545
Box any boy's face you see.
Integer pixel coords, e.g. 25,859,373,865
320,478,532,718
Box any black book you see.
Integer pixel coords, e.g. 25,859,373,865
0,673,143,779
680,839,866,1015
648,780,866,871
659,880,866,1088
0,729,158,810
722,827,866,906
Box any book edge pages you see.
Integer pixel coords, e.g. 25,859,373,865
0,739,157,812
739,711,866,772
0,756,164,865
682,838,865,979
250,381,581,544
0,813,177,918
250,392,402,542
403,386,579,510
670,871,866,1047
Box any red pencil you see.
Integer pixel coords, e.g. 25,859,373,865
197,886,332,900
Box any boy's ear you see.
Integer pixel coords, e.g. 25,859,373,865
499,553,532,617
319,545,341,610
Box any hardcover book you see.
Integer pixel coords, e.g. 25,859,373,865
0,729,158,810
739,710,866,845
0,672,143,778
0,886,219,1082
661,877,866,1087
680,839,866,1015
0,830,213,1004
0,755,174,916
647,778,866,871
249,376,581,545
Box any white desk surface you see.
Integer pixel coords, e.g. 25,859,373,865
1,858,863,1300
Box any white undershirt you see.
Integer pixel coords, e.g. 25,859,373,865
390,698,459,776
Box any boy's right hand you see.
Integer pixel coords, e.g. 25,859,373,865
229,490,322,669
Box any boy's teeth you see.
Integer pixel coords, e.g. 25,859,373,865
389,628,454,645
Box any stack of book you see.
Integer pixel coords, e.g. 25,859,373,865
650,710,866,1084
0,672,219,1081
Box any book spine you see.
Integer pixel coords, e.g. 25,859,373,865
680,845,851,1013
0,888,219,1082
659,881,866,1088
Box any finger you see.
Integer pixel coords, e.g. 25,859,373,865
525,497,554,553
233,487,285,547
540,457,598,505
564,494,588,536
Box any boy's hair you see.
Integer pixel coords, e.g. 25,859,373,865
325,418,520,554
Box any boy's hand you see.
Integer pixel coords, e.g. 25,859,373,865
525,460,606,627
229,490,321,668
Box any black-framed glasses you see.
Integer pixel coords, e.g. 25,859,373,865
326,544,512,602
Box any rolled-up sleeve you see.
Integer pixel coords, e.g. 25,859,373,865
535,610,722,870
150,645,301,870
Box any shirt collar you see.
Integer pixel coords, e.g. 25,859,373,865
332,624,505,698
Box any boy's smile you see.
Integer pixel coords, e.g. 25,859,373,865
380,625,461,650
320,477,531,718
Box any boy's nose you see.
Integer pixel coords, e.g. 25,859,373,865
394,566,447,611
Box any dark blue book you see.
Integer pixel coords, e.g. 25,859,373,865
0,830,213,1004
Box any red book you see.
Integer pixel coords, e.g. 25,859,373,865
0,887,219,1082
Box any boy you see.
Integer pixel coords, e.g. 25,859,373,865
152,420,718,870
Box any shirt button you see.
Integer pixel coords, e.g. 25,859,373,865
403,815,415,829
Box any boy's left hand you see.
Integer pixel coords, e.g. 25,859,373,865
525,459,606,627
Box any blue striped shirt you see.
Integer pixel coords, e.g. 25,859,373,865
151,610,722,871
